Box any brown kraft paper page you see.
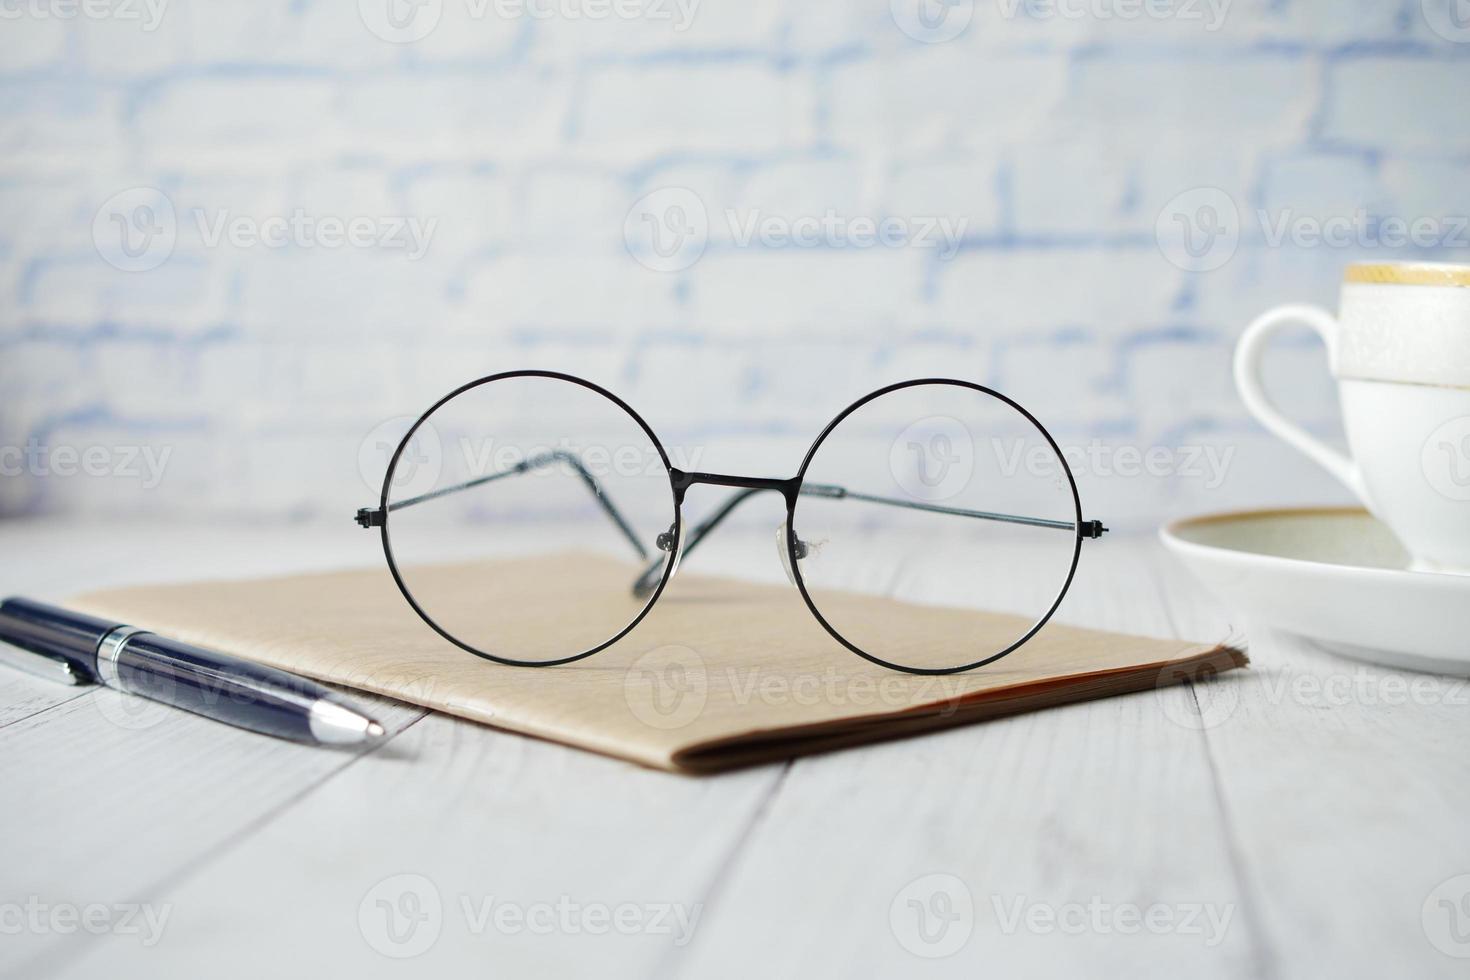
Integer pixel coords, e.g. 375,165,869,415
70,553,1247,773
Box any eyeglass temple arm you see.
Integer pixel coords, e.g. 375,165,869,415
630,482,1106,598
801,483,1100,533
355,450,650,561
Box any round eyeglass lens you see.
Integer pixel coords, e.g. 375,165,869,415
382,374,678,665
791,382,1081,673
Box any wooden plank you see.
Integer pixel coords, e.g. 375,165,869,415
0,685,426,975
0,519,783,978
18,516,1449,978
1149,542,1470,979
0,520,431,973
656,535,1259,978
36,713,782,979
0,671,89,730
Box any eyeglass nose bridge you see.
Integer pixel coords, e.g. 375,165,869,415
629,470,808,600
669,468,802,506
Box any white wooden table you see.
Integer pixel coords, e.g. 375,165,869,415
2,517,1467,979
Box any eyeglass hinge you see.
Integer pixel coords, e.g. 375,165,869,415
1080,520,1107,539
356,508,385,529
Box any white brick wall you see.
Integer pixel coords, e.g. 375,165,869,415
1,0,1468,529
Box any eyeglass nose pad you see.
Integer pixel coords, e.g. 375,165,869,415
775,520,796,586
665,523,686,582
634,522,684,600
775,519,810,587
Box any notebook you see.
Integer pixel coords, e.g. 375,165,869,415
70,553,1246,773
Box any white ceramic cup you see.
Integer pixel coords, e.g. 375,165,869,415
1235,261,1470,574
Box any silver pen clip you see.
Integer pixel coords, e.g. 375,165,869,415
0,640,87,686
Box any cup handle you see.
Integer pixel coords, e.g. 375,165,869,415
1233,304,1368,503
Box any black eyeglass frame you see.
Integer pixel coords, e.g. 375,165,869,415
359,370,1106,676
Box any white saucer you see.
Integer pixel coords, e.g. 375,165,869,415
1160,507,1470,677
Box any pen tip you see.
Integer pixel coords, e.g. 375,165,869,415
309,701,387,746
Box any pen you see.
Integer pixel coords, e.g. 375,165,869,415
0,597,386,746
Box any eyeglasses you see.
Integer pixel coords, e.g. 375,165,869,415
357,371,1106,675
